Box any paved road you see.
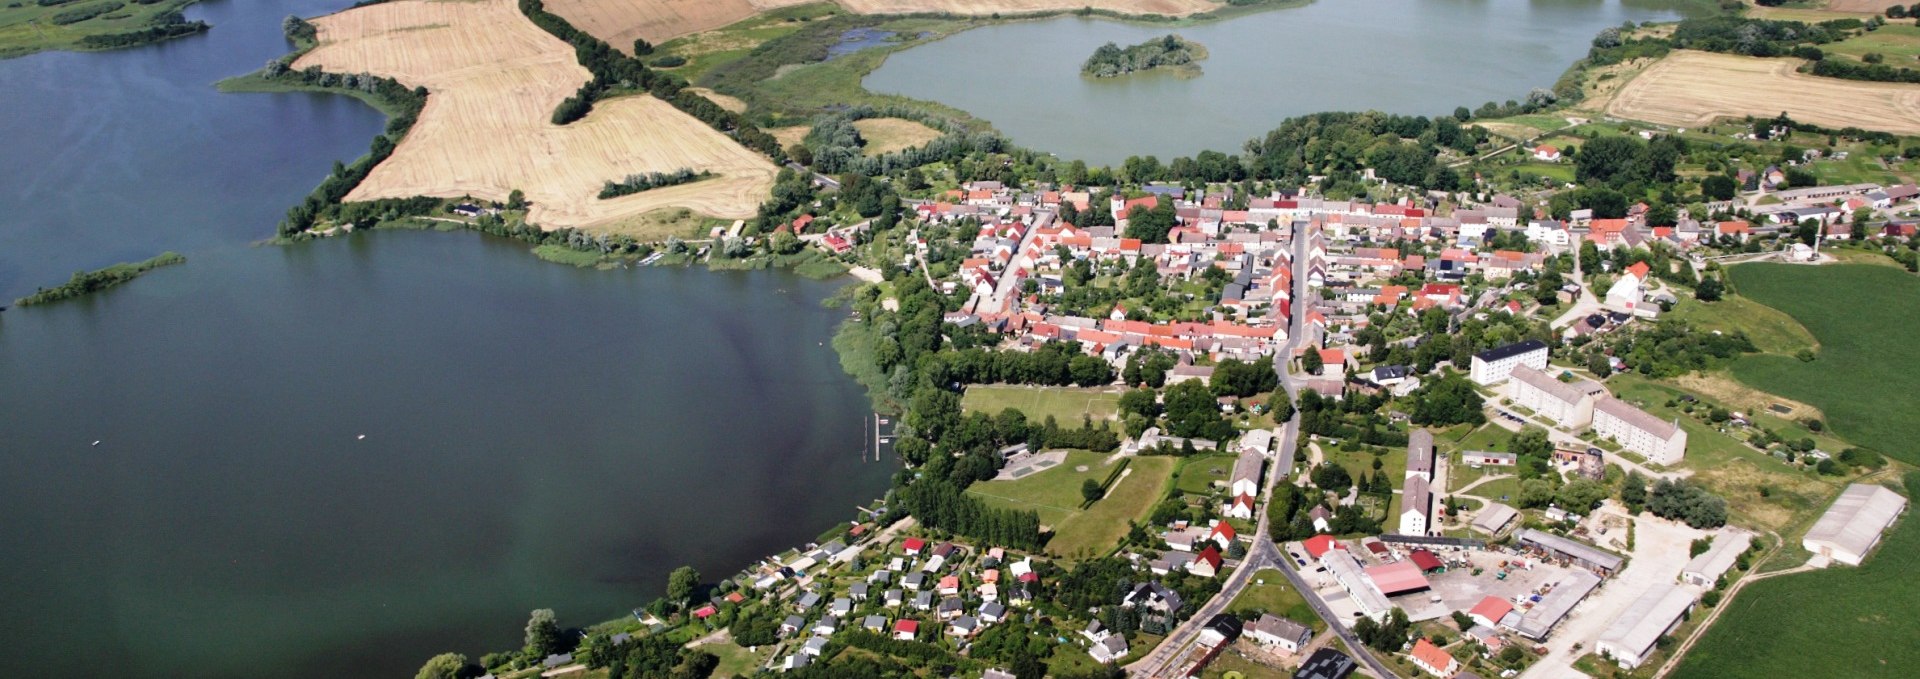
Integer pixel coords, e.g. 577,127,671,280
1128,220,1395,679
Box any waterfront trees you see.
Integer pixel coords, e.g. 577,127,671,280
667,566,700,607
524,609,563,658
414,653,470,679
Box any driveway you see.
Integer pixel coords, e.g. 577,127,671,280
1523,503,1708,678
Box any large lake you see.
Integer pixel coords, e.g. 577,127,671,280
0,2,891,678
866,0,1700,165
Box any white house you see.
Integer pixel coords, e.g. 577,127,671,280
1470,340,1549,386
1508,365,1595,428
1230,449,1264,498
1245,614,1313,653
1399,476,1433,536
1533,145,1562,162
1591,397,1687,465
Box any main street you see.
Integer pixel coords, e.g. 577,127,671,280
1129,221,1395,678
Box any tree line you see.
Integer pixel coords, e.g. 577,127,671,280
894,478,1045,550
76,10,208,49
598,168,712,199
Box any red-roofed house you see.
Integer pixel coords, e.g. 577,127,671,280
1302,534,1341,559
893,619,920,640
1624,261,1651,281
693,605,718,619
1410,638,1459,677
1469,595,1515,629
1226,493,1257,520
1716,220,1751,242
902,538,926,555
1317,348,1348,380
1534,145,1562,162
1208,521,1238,549
1189,544,1224,578
1364,560,1431,595
790,214,815,234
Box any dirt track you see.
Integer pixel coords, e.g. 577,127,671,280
1606,50,1920,134
297,0,775,230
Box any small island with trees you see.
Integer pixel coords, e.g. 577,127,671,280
14,252,185,307
1081,34,1208,78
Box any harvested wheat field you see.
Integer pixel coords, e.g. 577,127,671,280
836,0,1222,15
689,87,747,113
853,118,943,155
770,125,811,149
1816,0,1887,13
296,0,775,230
547,0,815,51
1607,50,1920,134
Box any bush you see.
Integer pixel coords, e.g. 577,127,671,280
650,54,687,68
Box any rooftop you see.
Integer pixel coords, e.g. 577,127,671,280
1474,339,1547,363
1803,483,1908,558
1519,529,1625,571
1516,570,1603,639
1510,365,1590,406
1594,397,1679,441
1598,583,1697,659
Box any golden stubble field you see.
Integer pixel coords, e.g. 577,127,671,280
545,0,818,51
1606,50,1920,134
296,0,776,230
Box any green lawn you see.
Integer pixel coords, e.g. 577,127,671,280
1174,452,1238,495
1511,161,1575,183
1665,295,1817,355
962,385,1121,423
697,639,768,677
967,451,1174,559
1322,442,1405,484
1226,577,1321,634
1673,509,1920,679
1726,264,1920,464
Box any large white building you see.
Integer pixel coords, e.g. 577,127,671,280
1802,483,1908,566
1591,397,1687,465
1469,339,1549,386
1322,548,1391,621
1405,429,1435,482
1507,365,1595,428
1399,475,1432,536
1230,449,1265,498
1596,583,1698,668
1681,528,1753,587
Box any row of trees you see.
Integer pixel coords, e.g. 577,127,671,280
597,169,711,199
894,478,1045,549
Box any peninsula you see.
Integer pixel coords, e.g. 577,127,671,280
1082,34,1207,78
0,0,207,58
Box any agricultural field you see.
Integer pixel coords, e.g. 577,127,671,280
545,0,818,51
835,0,1225,15
1605,50,1920,135
966,451,1174,559
296,0,777,231
0,0,200,58
852,118,944,155
1673,508,1920,679
1726,263,1920,464
960,385,1121,423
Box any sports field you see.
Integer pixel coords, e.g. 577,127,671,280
296,0,776,230
967,451,1174,559
1674,506,1918,679
961,385,1121,423
1606,51,1920,135
1726,263,1920,464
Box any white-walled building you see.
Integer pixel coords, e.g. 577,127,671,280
1405,429,1436,482
1399,475,1433,536
1802,483,1908,566
1470,340,1549,386
1681,528,1753,587
1508,365,1595,428
1596,584,1697,668
1230,449,1264,498
1591,397,1687,465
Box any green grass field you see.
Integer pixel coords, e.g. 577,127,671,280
961,385,1121,423
0,0,201,58
967,451,1173,559
1674,509,1919,679
1173,452,1238,495
1822,23,1920,63
1226,577,1321,634
697,639,768,677
1726,264,1920,464
1665,295,1817,355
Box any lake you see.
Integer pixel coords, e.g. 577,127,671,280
0,2,892,678
866,0,1701,166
